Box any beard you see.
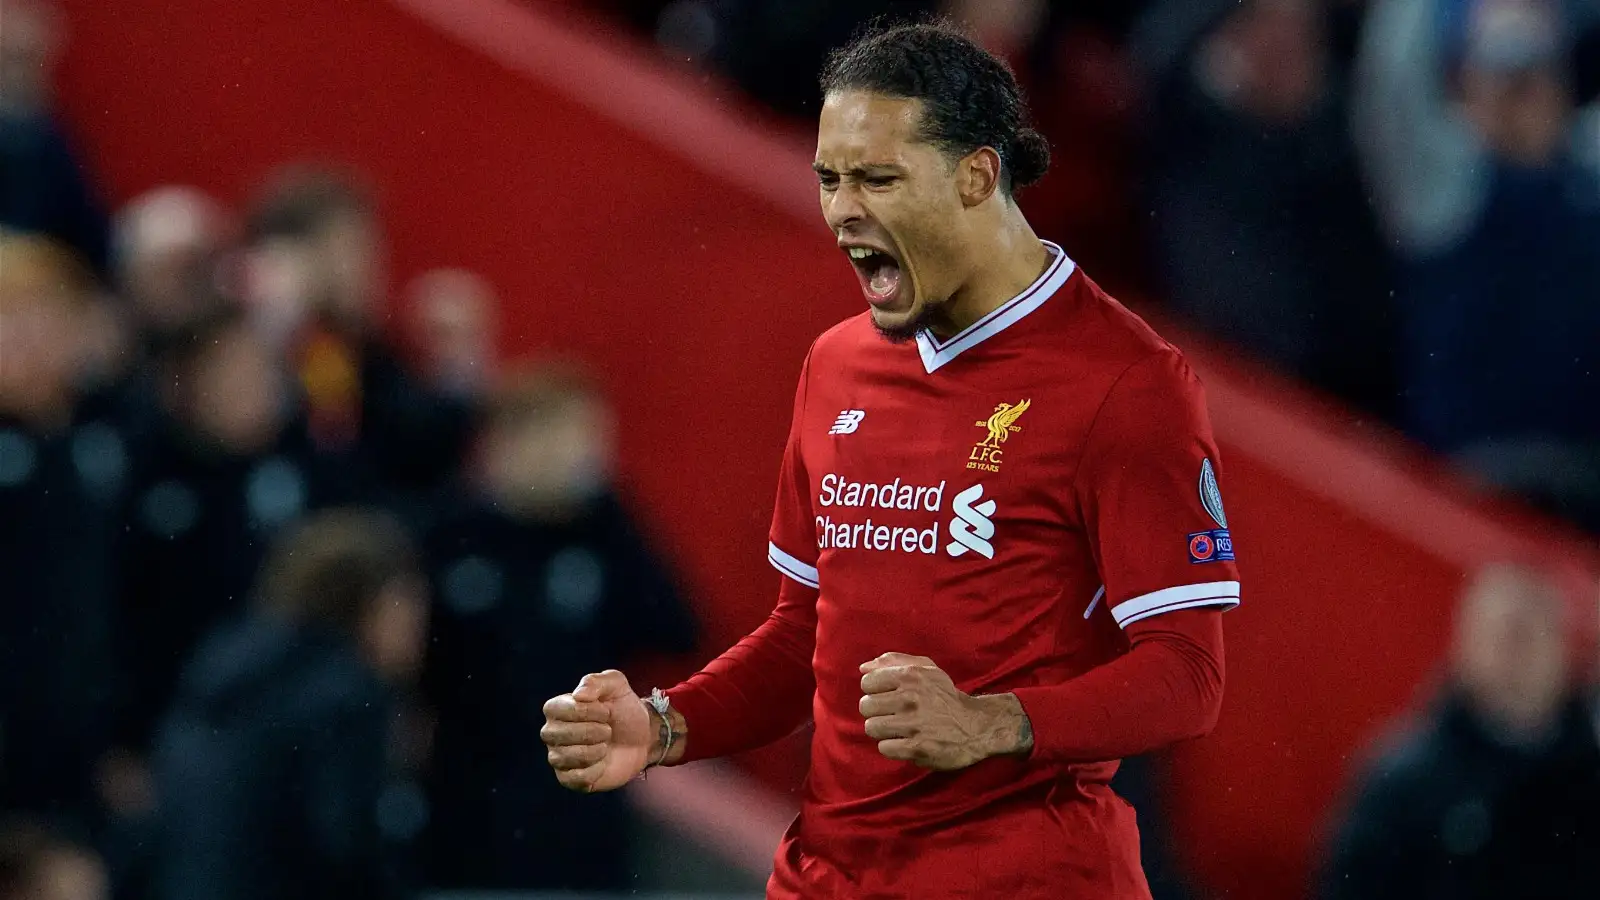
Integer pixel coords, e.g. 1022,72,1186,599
870,299,941,345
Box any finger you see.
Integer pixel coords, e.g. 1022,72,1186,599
860,652,937,673
542,694,612,724
572,669,632,703
547,743,608,771
540,721,612,747
864,714,913,742
861,665,917,695
859,691,912,719
554,759,610,793
877,738,919,762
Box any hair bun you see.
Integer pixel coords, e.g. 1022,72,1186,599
1009,127,1051,189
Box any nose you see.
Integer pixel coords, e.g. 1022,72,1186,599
823,182,868,233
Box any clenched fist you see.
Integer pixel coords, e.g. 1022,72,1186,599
859,653,1033,770
540,670,654,792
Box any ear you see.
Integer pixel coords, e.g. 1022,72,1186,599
956,147,1002,208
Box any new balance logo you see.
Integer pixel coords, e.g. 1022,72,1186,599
946,483,996,559
829,409,866,435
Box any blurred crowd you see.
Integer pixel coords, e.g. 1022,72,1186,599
1,2,698,898
2,0,1598,897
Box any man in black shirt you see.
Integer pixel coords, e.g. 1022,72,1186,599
422,364,697,889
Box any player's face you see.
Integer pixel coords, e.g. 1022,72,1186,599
815,91,970,341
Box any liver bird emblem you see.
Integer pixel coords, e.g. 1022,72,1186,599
977,399,1031,448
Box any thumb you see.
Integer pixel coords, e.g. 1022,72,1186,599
860,652,937,673
572,669,633,703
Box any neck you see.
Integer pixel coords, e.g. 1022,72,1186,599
927,211,1049,339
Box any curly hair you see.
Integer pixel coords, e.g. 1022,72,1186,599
820,20,1051,195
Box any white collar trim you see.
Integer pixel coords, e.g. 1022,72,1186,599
914,241,1075,374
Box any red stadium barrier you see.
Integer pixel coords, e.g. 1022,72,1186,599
57,1,1599,896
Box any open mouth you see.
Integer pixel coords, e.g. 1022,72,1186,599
844,245,903,308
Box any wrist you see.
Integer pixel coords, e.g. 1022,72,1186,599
643,703,670,767
972,693,1034,759
641,697,689,767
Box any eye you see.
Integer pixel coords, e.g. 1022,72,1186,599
817,173,839,191
864,175,897,188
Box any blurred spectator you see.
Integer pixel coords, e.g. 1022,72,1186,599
0,0,110,275
1007,3,1149,293
110,311,368,779
403,268,497,400
149,509,427,900
421,363,696,889
1133,0,1399,421
111,186,234,356
1353,0,1600,526
1109,755,1197,900
701,1,940,116
242,167,483,504
0,230,124,831
80,186,238,450
1319,563,1600,900
943,0,1049,64
0,818,108,900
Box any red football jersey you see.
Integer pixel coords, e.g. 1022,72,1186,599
763,243,1240,897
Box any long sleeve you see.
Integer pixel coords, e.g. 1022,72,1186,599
1010,608,1224,764
665,576,817,763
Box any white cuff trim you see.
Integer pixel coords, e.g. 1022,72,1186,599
1111,581,1240,628
768,542,819,589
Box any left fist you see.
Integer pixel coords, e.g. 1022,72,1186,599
858,653,1029,771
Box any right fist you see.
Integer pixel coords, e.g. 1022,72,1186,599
540,670,654,793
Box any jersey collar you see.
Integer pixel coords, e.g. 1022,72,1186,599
914,241,1075,375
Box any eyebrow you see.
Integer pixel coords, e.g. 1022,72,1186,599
811,161,907,176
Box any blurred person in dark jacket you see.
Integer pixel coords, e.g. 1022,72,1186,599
84,186,237,450
1355,0,1600,528
701,1,939,116
110,310,368,785
1133,0,1399,421
0,0,110,276
0,818,109,900
422,363,697,889
401,267,497,405
111,186,234,358
0,230,126,831
1319,563,1600,900
150,509,428,900
241,167,483,503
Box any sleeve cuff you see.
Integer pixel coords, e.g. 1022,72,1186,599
767,541,819,588
1109,581,1239,628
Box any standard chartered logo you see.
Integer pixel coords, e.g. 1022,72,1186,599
945,484,997,559
815,473,997,560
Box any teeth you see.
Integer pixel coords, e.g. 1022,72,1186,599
848,247,875,260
